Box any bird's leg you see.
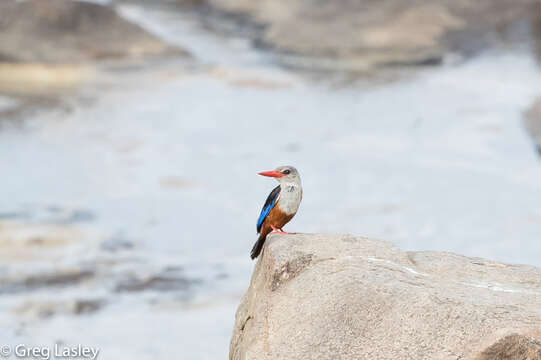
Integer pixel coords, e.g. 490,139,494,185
278,228,289,234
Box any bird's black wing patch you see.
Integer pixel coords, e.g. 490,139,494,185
256,185,281,233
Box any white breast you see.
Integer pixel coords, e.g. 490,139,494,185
277,184,302,215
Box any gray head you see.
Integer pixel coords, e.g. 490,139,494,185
258,165,301,185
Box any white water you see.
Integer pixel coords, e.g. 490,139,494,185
1,4,541,359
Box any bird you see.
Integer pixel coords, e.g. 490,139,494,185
251,165,302,259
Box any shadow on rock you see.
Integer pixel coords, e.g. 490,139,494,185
114,267,201,295
0,268,95,295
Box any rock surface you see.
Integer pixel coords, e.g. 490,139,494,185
0,0,186,63
208,0,541,71
230,234,541,359
526,99,541,154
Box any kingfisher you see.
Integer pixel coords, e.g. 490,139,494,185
251,165,303,259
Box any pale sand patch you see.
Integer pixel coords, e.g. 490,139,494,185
0,221,82,262
207,66,294,90
0,63,95,95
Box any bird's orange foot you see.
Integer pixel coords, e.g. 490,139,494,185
270,225,289,234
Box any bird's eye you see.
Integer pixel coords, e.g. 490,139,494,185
283,169,291,175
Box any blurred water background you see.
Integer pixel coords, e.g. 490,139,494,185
1,0,541,358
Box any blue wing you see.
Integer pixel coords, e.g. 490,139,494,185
257,185,281,233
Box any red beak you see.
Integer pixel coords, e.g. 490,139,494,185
258,170,284,178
